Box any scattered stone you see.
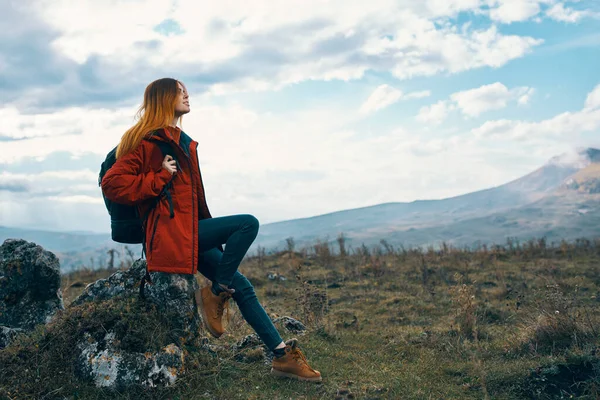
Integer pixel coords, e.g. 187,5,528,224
267,272,287,281
235,333,271,365
0,326,24,348
236,333,263,350
198,336,228,356
272,316,307,334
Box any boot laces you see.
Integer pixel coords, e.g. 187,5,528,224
216,293,232,324
291,347,313,370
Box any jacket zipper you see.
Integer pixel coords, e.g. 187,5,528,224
149,213,160,255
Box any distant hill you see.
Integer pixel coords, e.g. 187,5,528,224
0,226,138,272
2,147,599,271
0,226,111,252
247,147,600,252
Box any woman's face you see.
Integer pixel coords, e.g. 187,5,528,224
174,81,190,115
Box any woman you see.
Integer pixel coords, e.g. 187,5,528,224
101,78,321,382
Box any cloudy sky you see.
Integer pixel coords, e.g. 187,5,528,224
1,0,599,234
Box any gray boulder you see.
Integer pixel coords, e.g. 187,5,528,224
72,258,202,344
71,259,206,389
0,239,64,348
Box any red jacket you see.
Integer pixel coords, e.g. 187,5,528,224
101,126,221,274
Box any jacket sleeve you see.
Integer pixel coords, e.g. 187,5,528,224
101,142,174,205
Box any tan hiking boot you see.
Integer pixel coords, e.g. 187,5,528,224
271,338,322,382
195,285,232,338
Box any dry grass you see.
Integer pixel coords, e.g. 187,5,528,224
1,236,599,399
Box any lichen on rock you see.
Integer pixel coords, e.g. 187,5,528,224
75,331,185,389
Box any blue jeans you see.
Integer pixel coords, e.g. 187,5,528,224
197,214,283,351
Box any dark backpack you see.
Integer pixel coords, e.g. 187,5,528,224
98,137,177,246
98,135,181,299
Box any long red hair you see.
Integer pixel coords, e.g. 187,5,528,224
116,78,182,159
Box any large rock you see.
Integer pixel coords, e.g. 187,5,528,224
72,259,201,343
71,259,205,389
0,239,64,348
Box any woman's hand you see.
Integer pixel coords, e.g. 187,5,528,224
162,155,177,175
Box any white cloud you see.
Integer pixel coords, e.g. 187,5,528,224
517,88,535,105
546,3,595,22
18,0,544,98
47,195,103,204
548,148,593,168
425,0,487,18
359,84,404,115
471,119,517,138
584,83,600,110
472,83,600,140
1,170,98,182
450,82,534,117
388,25,543,80
0,105,138,163
359,85,430,115
416,82,534,124
485,0,598,24
488,0,548,23
416,101,454,125
472,109,600,140
425,0,597,24
405,90,432,99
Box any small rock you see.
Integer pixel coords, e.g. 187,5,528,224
236,333,262,350
0,326,25,348
267,272,286,281
272,316,306,334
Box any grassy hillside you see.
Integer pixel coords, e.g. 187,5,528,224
1,236,599,399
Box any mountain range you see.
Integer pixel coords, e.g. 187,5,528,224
2,148,599,272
